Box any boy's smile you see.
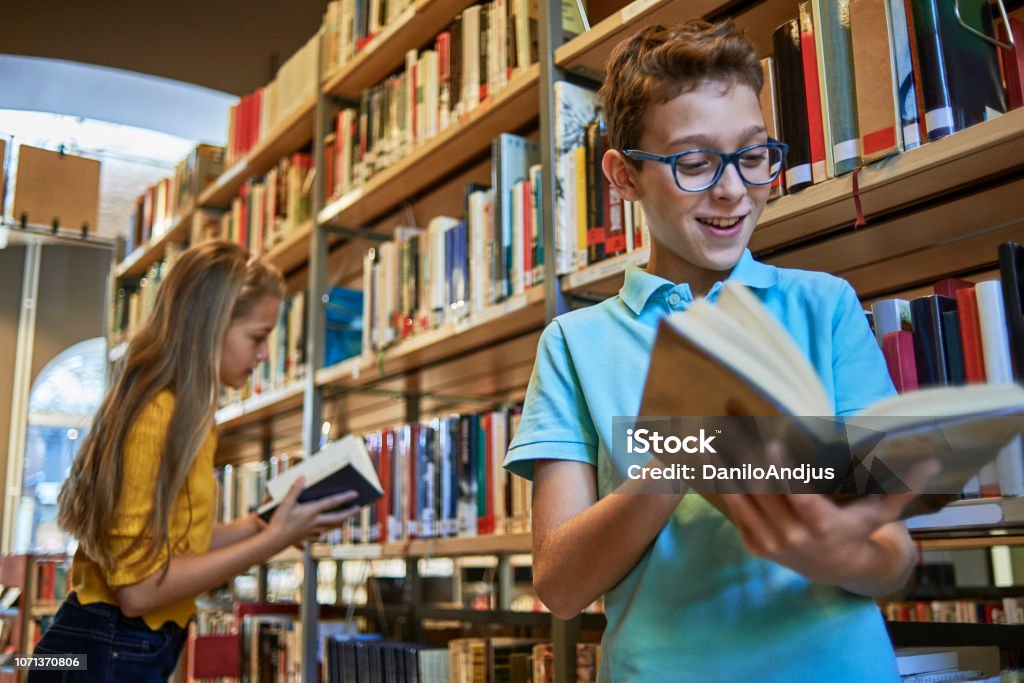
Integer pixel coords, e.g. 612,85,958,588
606,79,771,296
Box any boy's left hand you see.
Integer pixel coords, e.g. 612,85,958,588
719,491,914,591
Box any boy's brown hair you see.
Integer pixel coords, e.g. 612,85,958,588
598,19,763,155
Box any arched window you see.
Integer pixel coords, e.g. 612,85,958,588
16,338,106,554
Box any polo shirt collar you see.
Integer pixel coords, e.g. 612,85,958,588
619,248,778,315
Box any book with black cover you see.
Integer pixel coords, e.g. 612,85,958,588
257,435,384,522
637,281,1024,519
772,19,814,193
999,242,1024,382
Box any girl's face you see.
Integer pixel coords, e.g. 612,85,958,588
220,294,281,389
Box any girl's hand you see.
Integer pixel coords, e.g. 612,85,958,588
264,477,360,550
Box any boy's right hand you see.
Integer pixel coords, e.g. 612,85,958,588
265,477,360,549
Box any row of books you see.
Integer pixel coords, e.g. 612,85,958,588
764,0,1021,196
32,557,70,605
225,33,319,167
353,408,530,544
215,405,529,544
325,635,600,683
110,245,183,344
868,242,1024,497
321,0,415,78
125,143,224,255
211,152,315,257
883,597,1024,624
325,0,569,201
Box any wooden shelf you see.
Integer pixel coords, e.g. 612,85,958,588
886,621,1024,648
555,0,732,78
317,285,546,389
271,533,532,562
263,220,314,276
116,205,193,279
198,95,318,209
750,108,1024,254
561,246,649,300
319,64,539,229
323,0,478,101
215,381,306,430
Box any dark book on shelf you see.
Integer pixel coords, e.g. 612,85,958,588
257,435,384,522
908,0,1006,141
910,294,957,387
772,18,814,192
998,242,1024,382
637,281,1024,520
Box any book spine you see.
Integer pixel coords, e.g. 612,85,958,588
799,2,828,182
850,0,901,161
772,19,814,192
882,330,918,392
909,294,956,386
813,0,862,176
997,242,1024,382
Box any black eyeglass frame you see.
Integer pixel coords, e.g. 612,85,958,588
622,139,790,193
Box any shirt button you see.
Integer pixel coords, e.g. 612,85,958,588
668,293,681,307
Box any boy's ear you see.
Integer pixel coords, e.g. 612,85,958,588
603,149,642,202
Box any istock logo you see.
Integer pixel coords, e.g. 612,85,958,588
625,428,717,454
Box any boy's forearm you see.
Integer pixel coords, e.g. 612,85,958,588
534,491,683,619
836,522,916,597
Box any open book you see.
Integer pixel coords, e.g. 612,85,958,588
637,281,1024,518
257,435,384,522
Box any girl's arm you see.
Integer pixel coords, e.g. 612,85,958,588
209,515,263,550
115,480,356,617
531,459,685,620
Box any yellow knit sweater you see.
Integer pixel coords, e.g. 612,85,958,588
72,390,216,630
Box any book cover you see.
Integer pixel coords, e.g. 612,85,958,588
757,57,785,199
850,0,901,161
635,281,1024,518
257,435,384,522
909,294,957,387
998,242,1024,382
799,2,828,182
812,0,863,175
772,19,814,192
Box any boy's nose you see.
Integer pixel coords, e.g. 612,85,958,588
711,163,746,201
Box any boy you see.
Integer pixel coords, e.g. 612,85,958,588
504,20,916,681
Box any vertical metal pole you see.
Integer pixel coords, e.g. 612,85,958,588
539,0,572,321
3,242,40,554
552,615,582,683
496,554,513,611
301,27,332,683
257,436,274,603
405,556,423,642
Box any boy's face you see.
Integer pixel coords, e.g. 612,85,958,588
614,79,770,288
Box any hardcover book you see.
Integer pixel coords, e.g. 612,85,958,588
257,435,384,522
636,281,1024,518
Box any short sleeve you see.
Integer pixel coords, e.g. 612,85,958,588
832,282,897,416
104,394,173,588
504,320,599,481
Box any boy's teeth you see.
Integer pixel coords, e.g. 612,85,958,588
701,217,741,228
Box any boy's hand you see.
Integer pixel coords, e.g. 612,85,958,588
265,477,360,550
719,459,939,595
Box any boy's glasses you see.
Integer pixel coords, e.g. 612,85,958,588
623,140,789,193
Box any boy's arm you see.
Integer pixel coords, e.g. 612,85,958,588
532,459,685,619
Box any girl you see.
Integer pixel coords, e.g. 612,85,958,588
31,241,357,682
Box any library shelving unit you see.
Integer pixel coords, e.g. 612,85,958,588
0,554,71,681
101,0,1024,680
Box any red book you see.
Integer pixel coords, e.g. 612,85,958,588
479,413,495,535
799,2,827,183
882,330,919,392
954,287,987,384
521,181,533,288
408,424,419,538
933,276,974,299
377,430,391,543
998,18,1024,110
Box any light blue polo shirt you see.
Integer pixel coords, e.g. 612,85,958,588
505,249,901,682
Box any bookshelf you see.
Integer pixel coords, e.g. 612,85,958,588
198,93,318,209
322,0,479,100
102,0,1024,679
319,64,541,228
116,204,194,279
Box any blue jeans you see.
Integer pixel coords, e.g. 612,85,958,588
28,593,186,683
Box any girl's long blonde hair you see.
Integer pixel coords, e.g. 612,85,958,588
58,240,283,574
